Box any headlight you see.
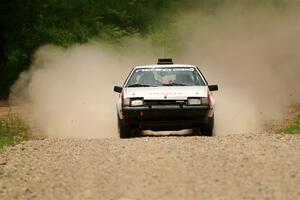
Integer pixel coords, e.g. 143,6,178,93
200,97,209,105
187,98,201,105
123,98,130,106
131,99,144,107
121,92,130,107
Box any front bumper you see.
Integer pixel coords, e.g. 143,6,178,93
122,105,210,131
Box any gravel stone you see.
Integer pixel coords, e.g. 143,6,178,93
0,133,299,200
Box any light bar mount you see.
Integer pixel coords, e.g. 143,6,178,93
157,58,173,65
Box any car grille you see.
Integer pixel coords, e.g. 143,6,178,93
144,100,186,106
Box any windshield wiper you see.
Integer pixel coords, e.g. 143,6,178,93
127,84,152,87
162,83,191,86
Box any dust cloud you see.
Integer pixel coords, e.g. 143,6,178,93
10,43,157,138
10,2,300,137
176,2,300,135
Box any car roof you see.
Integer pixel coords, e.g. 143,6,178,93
133,64,197,69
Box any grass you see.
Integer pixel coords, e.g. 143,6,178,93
280,115,300,134
0,113,30,150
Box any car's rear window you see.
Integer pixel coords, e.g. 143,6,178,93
126,67,205,87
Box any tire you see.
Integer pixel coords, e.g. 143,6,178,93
192,128,202,136
131,128,142,138
118,116,131,139
201,115,214,137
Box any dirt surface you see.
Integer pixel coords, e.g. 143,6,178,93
0,101,9,117
0,133,299,200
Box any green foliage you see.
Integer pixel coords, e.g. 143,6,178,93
0,113,30,150
280,116,300,134
0,0,182,98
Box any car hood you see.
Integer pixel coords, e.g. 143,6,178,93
123,86,208,100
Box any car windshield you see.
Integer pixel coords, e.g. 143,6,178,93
126,67,205,87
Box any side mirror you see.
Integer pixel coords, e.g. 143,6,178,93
208,85,218,91
114,86,123,93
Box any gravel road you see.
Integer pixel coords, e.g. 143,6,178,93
0,133,299,200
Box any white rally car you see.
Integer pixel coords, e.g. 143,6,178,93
114,59,218,138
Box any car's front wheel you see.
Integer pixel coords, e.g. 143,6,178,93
201,115,214,137
118,116,131,138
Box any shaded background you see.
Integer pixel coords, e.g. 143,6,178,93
0,0,294,99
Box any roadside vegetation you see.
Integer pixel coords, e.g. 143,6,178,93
0,113,30,150
0,0,182,99
281,116,300,134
